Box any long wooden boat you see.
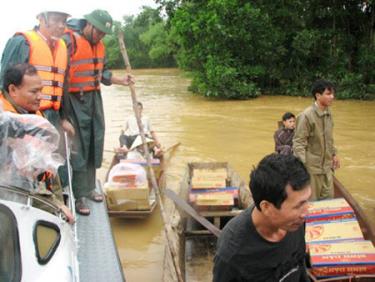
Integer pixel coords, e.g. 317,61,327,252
104,142,180,219
104,153,162,219
173,162,375,282
177,162,252,281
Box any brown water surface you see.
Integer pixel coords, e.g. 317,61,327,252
98,68,375,282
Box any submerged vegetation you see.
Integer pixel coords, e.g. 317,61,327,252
105,1,375,100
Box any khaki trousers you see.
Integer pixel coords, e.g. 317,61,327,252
309,170,333,200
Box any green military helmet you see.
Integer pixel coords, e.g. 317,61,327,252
84,9,113,34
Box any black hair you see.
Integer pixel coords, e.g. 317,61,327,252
282,112,295,121
311,79,335,100
249,153,310,211
3,63,38,92
137,101,143,108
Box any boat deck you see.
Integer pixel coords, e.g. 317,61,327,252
77,180,125,282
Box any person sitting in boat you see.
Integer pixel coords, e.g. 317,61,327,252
273,111,296,155
0,63,74,224
213,153,311,282
117,101,162,157
126,135,156,160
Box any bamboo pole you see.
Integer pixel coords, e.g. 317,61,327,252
117,31,184,282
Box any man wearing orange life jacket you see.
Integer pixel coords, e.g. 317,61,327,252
62,10,134,215
0,8,75,188
0,63,74,224
0,9,74,134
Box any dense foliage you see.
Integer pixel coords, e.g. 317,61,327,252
104,6,176,69
156,0,375,99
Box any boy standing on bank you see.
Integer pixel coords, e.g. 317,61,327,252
293,79,340,200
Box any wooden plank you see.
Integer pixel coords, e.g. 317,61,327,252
185,230,215,238
333,176,375,245
200,210,243,217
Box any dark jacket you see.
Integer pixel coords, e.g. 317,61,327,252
274,127,294,155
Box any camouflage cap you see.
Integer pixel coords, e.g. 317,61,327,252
84,9,113,34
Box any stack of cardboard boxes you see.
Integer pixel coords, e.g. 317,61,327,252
189,168,239,211
104,161,150,211
306,198,375,278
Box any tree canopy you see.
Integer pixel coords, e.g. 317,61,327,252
157,0,375,99
105,2,374,99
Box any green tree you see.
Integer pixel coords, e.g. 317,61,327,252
104,6,176,68
140,22,176,67
159,0,375,99
169,1,283,98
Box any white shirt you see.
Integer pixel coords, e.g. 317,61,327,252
124,115,153,136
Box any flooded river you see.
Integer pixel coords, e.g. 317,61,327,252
98,68,375,282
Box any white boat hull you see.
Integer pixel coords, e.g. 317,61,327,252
0,198,79,282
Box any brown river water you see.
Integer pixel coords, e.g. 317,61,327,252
97,68,375,282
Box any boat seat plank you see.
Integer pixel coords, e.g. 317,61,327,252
185,230,215,238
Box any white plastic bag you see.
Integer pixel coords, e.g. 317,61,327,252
107,162,147,189
0,109,63,190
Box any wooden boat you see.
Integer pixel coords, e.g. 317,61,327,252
104,141,180,219
173,162,375,282
104,154,162,219
104,143,182,219
176,162,252,281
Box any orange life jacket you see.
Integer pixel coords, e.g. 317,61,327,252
67,30,105,93
0,92,43,116
19,30,67,111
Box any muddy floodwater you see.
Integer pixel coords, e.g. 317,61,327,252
97,68,375,282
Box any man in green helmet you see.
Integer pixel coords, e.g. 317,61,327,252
62,10,134,215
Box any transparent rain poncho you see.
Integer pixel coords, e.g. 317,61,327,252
0,104,63,191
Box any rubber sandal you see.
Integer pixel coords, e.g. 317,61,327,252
75,198,90,216
88,191,104,203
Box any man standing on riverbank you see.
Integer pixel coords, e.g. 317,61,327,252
213,153,311,281
62,10,134,215
293,79,340,200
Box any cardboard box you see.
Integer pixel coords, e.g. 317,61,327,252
191,168,227,189
309,240,375,277
193,168,227,178
189,186,239,204
191,178,226,189
306,218,363,244
196,193,234,206
307,198,355,222
311,265,375,278
105,186,150,210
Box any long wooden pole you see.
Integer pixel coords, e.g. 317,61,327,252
117,31,184,282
